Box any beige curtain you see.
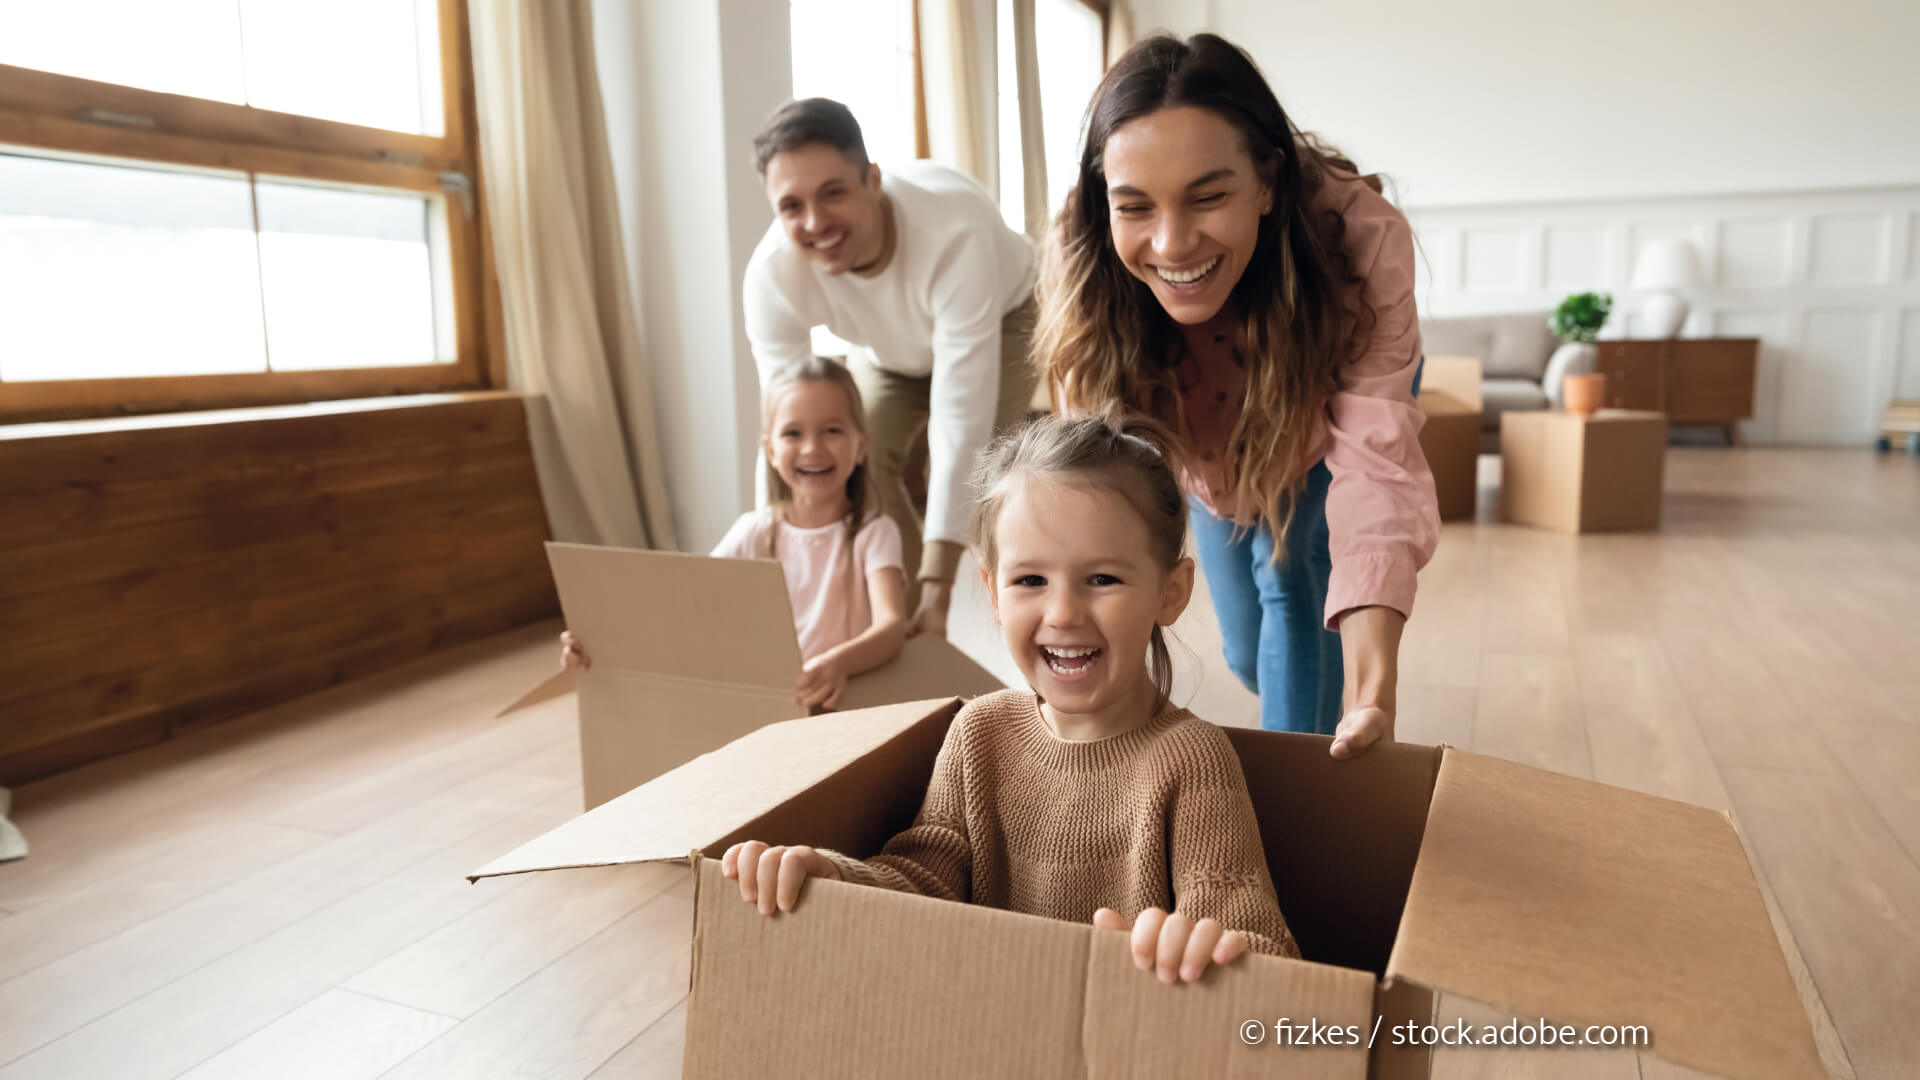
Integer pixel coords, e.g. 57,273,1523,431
1106,0,1136,68
469,0,677,550
1008,0,1048,240
918,0,991,184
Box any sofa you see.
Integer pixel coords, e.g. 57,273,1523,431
1419,311,1595,445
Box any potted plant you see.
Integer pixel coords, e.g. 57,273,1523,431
1549,292,1612,415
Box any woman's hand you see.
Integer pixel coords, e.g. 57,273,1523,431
1335,606,1402,758
722,841,843,915
558,630,590,671
1329,704,1392,759
1092,907,1248,983
795,654,849,709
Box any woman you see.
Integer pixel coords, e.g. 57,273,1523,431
1034,33,1438,758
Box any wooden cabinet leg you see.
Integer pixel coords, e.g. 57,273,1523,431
1724,422,1742,447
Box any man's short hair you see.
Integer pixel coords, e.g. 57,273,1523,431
752,98,870,176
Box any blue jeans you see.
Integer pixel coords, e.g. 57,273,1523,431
1191,360,1423,734
1190,467,1342,734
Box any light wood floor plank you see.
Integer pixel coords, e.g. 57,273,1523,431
0,783,580,1080
1397,683,1476,750
346,862,680,1019
176,989,456,1080
1572,633,1731,810
1657,616,1844,776
378,880,694,1080
0,761,568,1067
0,625,557,914
588,1000,688,1080
0,820,322,984
1470,653,1592,778
1721,767,1920,1079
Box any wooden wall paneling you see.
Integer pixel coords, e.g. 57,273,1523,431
0,395,558,784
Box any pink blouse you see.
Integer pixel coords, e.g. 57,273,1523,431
1176,171,1440,631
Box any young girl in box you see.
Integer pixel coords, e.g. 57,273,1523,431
561,355,907,710
724,415,1299,982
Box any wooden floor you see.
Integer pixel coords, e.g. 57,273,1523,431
1,447,1915,1079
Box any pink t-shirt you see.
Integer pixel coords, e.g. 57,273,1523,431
710,509,905,662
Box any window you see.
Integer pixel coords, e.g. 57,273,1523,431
997,0,1106,234
788,0,926,359
0,0,490,422
788,0,923,169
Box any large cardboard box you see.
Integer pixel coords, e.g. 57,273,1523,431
502,544,1006,808
1416,357,1483,522
472,697,1823,1079
1500,409,1668,534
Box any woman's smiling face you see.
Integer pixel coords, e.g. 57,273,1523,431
1102,105,1271,325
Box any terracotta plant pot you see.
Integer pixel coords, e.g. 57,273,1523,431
1563,372,1608,416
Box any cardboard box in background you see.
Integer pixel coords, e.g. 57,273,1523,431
501,543,1006,808
1416,356,1484,522
1500,409,1668,533
1418,355,1484,415
472,697,1824,1080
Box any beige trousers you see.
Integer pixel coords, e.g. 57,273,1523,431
851,296,1039,610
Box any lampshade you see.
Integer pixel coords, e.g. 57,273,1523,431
1631,240,1703,290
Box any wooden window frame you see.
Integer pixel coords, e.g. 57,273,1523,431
1073,0,1112,69
0,0,502,424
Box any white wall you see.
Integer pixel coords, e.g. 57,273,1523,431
1214,0,1920,209
592,0,792,551
1206,0,1920,444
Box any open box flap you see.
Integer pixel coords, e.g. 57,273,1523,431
544,542,800,688
1386,749,1822,1079
469,697,962,881
834,634,1007,711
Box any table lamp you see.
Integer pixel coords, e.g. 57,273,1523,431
1630,239,1702,339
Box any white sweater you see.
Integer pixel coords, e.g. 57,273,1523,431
742,161,1034,550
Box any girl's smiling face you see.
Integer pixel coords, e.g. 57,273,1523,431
765,378,865,506
1102,105,1271,325
987,474,1193,735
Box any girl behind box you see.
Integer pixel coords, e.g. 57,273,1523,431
724,415,1299,983
562,356,907,709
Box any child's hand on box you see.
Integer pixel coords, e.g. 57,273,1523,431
558,630,590,671
722,841,844,915
794,653,848,710
1093,906,1249,984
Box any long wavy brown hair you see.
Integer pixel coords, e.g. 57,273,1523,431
1034,32,1380,548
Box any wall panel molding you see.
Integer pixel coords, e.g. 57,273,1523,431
1410,185,1920,443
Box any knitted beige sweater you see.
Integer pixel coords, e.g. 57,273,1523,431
820,689,1300,958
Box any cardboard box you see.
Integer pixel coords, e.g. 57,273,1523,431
472,697,1823,1079
1500,409,1668,533
501,543,1006,808
1418,355,1484,415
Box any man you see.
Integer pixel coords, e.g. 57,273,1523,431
743,98,1036,639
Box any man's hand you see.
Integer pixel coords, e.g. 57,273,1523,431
910,580,952,639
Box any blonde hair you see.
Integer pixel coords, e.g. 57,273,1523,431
970,415,1186,702
1033,33,1380,555
761,356,876,559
